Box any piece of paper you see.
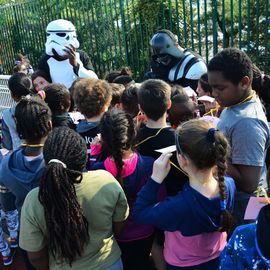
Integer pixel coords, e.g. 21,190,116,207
244,196,269,220
155,145,177,154
68,112,85,124
198,95,215,103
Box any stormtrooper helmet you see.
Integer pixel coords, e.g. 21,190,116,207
45,19,80,57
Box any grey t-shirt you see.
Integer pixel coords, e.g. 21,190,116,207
217,96,270,188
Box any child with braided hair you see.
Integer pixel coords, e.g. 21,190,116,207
0,96,51,268
133,119,236,270
19,127,129,270
91,108,156,270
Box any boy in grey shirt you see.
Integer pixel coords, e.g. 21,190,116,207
208,48,270,226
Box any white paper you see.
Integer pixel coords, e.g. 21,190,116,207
198,95,215,103
155,145,177,153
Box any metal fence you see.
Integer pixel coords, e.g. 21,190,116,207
0,75,15,118
0,0,269,80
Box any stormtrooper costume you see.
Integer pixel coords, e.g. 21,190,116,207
146,30,207,90
38,19,98,88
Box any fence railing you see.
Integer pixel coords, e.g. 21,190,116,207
0,75,15,118
0,0,269,80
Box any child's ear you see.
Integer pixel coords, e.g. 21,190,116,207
167,99,172,110
240,76,251,90
178,153,190,170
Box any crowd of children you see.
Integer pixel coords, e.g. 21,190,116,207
0,46,269,270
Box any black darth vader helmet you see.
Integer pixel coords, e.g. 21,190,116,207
150,30,183,68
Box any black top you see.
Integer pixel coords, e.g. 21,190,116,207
136,126,188,196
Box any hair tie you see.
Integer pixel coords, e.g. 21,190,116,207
220,200,227,211
48,159,67,168
206,128,216,142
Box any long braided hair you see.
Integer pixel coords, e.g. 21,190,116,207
38,127,89,266
176,119,233,232
100,108,136,186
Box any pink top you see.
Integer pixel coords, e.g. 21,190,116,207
164,230,227,267
104,153,138,178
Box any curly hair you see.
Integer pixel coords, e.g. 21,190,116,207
44,83,71,114
38,127,88,266
176,119,233,232
100,108,136,185
73,78,112,118
208,48,253,85
15,96,52,143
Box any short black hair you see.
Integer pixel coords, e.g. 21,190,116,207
138,79,171,121
121,85,139,117
44,84,71,114
208,48,253,85
110,83,125,107
8,73,32,98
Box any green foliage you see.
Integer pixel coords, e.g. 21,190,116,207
0,0,269,78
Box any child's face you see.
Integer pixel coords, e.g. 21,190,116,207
19,64,28,75
33,76,50,92
208,71,249,107
196,81,210,97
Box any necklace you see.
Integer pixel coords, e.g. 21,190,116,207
227,90,256,108
21,143,44,147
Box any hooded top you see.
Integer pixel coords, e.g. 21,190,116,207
133,176,235,235
0,148,44,214
133,176,235,267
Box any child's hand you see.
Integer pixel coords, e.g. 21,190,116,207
151,152,172,184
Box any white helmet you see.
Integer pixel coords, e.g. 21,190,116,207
45,19,80,56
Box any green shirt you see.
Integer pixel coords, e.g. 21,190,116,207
19,170,129,270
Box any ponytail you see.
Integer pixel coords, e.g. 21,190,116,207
38,127,88,266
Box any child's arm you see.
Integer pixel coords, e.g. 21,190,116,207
133,178,184,231
1,119,13,150
133,153,185,231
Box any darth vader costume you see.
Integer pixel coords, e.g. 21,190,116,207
145,30,207,90
38,19,98,88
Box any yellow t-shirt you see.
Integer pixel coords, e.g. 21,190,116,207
19,170,129,270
